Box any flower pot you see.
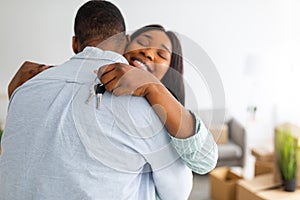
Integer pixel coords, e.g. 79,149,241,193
283,179,297,192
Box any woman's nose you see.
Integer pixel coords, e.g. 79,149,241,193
141,48,154,61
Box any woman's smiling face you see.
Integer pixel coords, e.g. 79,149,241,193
124,30,172,80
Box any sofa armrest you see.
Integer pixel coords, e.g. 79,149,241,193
227,118,246,165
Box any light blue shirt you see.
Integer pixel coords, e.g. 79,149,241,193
0,47,192,200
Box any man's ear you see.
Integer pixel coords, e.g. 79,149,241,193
72,36,79,54
124,34,131,50
126,34,131,44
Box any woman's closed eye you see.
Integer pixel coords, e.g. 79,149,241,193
158,50,168,60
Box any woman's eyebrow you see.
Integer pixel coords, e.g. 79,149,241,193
143,34,152,40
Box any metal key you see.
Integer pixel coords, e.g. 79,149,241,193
95,83,106,110
85,84,95,104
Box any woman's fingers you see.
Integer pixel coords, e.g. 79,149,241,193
27,64,49,79
100,68,119,85
22,62,53,80
97,62,160,97
103,78,119,93
39,65,53,72
97,63,120,85
98,63,132,89
98,63,117,77
8,61,53,98
98,63,131,77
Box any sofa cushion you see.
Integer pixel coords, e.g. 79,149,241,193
217,142,242,160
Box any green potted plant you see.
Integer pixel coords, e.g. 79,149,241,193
276,129,298,192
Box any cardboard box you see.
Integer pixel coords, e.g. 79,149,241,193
274,123,300,186
255,160,274,176
251,147,274,162
237,173,282,200
258,189,300,200
251,147,274,176
210,167,243,200
209,124,228,145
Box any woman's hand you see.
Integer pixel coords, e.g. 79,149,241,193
98,63,162,97
8,61,53,98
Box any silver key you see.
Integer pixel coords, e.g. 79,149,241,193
95,83,106,110
96,93,102,110
85,84,95,104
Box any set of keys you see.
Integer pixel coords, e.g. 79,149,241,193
85,83,106,110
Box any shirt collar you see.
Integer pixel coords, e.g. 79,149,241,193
71,46,128,64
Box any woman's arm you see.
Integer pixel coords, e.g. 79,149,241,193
145,83,194,139
8,61,52,98
99,63,218,174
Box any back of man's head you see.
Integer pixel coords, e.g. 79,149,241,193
74,0,126,51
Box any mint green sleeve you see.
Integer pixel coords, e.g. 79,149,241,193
170,111,218,174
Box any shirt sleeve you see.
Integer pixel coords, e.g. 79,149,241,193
170,110,218,174
153,159,193,200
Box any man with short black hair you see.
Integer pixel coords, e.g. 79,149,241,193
72,0,127,54
0,1,192,199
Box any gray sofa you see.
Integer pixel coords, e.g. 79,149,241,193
196,109,246,167
216,118,246,167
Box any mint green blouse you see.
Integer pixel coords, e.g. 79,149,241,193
170,111,218,174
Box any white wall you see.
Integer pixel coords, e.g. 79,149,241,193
0,0,86,121
1,0,299,136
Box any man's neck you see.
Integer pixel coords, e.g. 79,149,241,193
79,36,126,55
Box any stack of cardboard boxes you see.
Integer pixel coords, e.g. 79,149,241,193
236,123,300,200
251,147,274,176
210,123,300,200
237,174,294,200
210,167,243,200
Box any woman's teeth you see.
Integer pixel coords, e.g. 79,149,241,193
133,60,148,71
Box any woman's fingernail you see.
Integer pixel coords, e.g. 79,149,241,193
43,65,53,69
37,64,46,69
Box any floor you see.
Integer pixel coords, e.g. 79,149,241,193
188,173,211,200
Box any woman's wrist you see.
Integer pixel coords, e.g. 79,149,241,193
144,83,165,99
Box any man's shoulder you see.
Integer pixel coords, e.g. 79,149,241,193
104,94,167,138
107,94,156,119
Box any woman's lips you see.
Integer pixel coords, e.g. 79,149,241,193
131,59,149,72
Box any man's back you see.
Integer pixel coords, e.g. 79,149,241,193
0,47,192,200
